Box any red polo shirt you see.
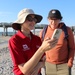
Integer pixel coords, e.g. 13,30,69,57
9,30,42,75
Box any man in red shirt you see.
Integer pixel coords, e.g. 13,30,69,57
8,8,57,75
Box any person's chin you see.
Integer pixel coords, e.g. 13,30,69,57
30,27,34,30
51,27,56,30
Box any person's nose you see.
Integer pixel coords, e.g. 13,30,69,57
52,20,56,24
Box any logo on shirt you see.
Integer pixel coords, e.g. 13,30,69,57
22,44,30,51
36,45,40,48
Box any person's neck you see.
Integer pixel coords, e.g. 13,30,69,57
21,29,31,39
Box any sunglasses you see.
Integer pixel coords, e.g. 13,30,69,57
26,15,37,23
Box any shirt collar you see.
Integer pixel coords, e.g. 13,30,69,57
16,30,33,39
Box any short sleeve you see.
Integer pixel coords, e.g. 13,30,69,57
8,38,26,65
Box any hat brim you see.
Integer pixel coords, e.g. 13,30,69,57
50,15,62,19
12,14,42,30
34,14,42,23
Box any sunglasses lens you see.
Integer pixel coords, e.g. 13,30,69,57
33,18,37,22
26,16,37,22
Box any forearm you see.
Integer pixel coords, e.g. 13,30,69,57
30,61,45,74
68,50,74,67
18,47,45,75
24,47,44,72
68,46,75,67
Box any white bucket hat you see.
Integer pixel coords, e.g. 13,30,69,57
12,8,43,30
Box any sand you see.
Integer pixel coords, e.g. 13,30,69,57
0,36,14,75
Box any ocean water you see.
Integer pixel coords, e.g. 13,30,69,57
0,32,15,36
0,29,42,36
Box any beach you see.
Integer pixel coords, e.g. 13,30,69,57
0,36,14,75
0,36,75,75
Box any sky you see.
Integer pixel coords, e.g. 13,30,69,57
0,0,75,31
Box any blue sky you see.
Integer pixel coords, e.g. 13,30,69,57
0,0,75,29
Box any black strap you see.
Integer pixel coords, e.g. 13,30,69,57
69,67,71,75
61,24,70,54
42,25,48,41
61,24,69,39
